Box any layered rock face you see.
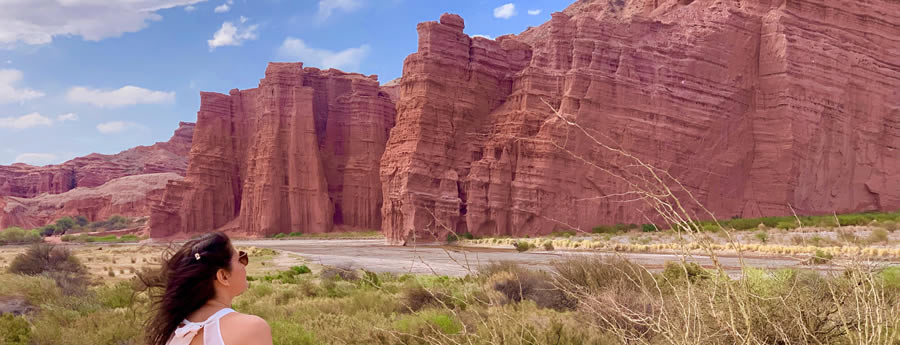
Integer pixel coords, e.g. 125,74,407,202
150,64,396,238
380,0,900,244
0,122,194,198
0,173,180,229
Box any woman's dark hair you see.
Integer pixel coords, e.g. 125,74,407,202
143,232,235,345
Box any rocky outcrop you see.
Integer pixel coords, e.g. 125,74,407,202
150,64,395,238
0,173,180,229
0,122,194,198
380,0,900,244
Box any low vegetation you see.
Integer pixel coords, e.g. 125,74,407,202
266,230,383,240
0,215,143,246
1,243,897,345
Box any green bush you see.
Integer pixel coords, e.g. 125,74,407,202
836,214,870,226
776,221,799,230
8,244,89,295
701,224,721,232
591,226,618,235
291,265,311,274
0,227,42,245
270,321,318,345
0,313,31,345
74,216,89,227
755,231,769,243
55,217,76,233
513,241,534,252
542,241,554,251
727,218,762,230
662,261,711,283
809,249,833,265
641,224,658,232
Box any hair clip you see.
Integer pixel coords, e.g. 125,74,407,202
195,253,201,261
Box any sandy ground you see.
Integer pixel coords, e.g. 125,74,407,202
236,239,898,277
2,239,897,281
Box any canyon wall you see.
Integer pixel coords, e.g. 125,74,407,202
380,0,900,244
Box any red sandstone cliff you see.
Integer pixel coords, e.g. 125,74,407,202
380,0,900,244
149,64,396,238
0,122,194,198
0,173,180,229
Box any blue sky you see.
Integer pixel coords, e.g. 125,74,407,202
0,0,571,166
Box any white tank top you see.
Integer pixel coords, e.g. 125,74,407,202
166,308,235,345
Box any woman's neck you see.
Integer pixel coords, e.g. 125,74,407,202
205,294,232,310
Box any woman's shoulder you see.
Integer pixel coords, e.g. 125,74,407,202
221,311,269,330
220,311,272,345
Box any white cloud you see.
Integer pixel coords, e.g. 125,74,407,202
472,34,492,39
0,0,208,45
57,113,78,122
214,3,230,13
277,37,370,71
317,0,362,21
527,9,541,15
494,3,517,19
0,69,44,104
185,5,196,12
14,153,57,166
66,85,175,108
208,19,259,50
96,121,136,134
0,113,53,129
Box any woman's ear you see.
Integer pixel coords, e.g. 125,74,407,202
216,268,231,287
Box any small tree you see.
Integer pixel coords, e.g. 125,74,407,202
74,215,89,227
8,243,89,295
39,224,57,237
55,217,76,234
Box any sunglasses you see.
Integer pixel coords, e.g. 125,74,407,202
238,251,249,266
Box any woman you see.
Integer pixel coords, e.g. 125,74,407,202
144,232,273,345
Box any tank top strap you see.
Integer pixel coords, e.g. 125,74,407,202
167,308,236,345
204,308,236,345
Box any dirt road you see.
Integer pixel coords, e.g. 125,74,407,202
236,239,882,277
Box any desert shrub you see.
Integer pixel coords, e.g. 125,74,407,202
38,224,57,237
591,226,620,234
755,230,769,243
776,221,799,230
400,285,455,312
551,256,655,295
8,243,89,295
640,224,658,232
74,215,89,227
661,261,711,283
880,220,899,232
513,240,534,252
291,265,311,275
701,224,721,232
837,229,860,244
487,263,576,311
550,230,576,237
542,240,554,251
866,228,889,244
0,227,42,245
54,217,76,233
809,249,834,265
269,321,318,345
0,313,31,345
836,214,869,226
727,218,762,230
320,266,359,282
